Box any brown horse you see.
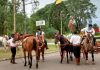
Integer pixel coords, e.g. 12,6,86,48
14,33,39,68
38,39,48,61
54,33,73,63
82,33,95,64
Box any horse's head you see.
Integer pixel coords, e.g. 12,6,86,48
54,33,60,44
83,33,93,44
14,32,21,41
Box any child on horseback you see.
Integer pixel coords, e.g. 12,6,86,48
36,27,48,49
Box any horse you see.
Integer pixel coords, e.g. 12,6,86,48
0,35,8,50
38,39,48,61
81,32,95,64
54,33,73,63
14,33,40,68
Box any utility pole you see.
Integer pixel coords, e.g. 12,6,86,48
60,11,63,35
13,0,16,33
22,0,26,34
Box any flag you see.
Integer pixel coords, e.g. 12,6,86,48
56,0,62,5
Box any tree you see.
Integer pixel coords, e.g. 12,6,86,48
64,0,97,31
0,0,7,35
30,0,97,35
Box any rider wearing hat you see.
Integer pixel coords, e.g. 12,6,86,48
81,24,96,46
36,27,48,49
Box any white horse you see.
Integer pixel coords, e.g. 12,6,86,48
0,35,8,50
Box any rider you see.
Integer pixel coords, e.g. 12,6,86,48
68,16,76,33
36,27,48,49
81,23,96,46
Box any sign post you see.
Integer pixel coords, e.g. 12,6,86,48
36,20,45,26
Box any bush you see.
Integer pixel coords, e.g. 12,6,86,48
45,27,58,38
95,32,100,36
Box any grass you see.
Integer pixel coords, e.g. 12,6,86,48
0,44,58,61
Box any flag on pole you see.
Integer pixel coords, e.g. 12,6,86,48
56,0,62,4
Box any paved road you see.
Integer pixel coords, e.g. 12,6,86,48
0,52,100,70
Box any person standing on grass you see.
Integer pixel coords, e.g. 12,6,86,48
7,34,18,64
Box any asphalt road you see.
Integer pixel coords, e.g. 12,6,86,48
0,52,100,70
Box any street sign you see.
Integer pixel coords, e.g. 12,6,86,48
36,20,45,26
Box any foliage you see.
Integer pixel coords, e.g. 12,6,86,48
0,0,97,38
93,23,99,28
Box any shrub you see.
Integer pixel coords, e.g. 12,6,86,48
45,27,58,38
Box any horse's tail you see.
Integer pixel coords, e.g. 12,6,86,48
33,39,37,50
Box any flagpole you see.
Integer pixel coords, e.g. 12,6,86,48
60,11,63,35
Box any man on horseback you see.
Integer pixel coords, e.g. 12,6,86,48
81,24,96,46
36,27,48,49
81,24,96,64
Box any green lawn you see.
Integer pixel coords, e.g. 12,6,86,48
0,44,58,61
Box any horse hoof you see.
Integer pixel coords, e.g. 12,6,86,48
42,59,45,62
85,60,89,64
36,64,38,69
92,61,95,65
24,64,27,66
60,61,62,64
67,61,69,64
70,56,73,61
29,66,32,68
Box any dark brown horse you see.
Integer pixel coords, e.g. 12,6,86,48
14,33,39,68
54,33,73,63
82,33,95,64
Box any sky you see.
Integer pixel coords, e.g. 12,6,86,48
25,0,100,26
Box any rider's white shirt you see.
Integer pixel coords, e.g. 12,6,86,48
81,27,95,36
70,34,81,45
36,31,44,36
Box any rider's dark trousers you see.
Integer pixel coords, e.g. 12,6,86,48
93,37,96,46
44,40,48,49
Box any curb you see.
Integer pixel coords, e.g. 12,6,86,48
0,51,59,62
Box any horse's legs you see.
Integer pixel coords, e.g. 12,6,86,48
28,53,30,65
38,49,40,61
85,51,88,64
66,51,69,63
70,52,73,61
36,50,39,69
28,52,32,68
23,50,27,66
60,48,64,63
91,50,95,63
41,47,45,61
